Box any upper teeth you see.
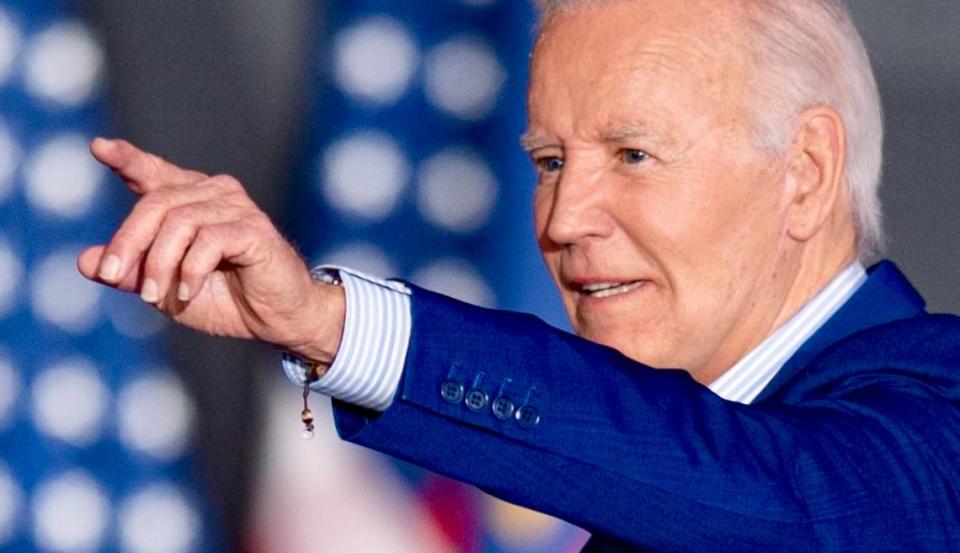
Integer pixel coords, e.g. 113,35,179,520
582,281,643,298
582,282,623,292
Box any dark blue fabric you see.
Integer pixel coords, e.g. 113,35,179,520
332,261,960,552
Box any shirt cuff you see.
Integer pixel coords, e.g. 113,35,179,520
281,265,412,412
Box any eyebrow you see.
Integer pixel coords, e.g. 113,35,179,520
519,124,660,153
519,131,555,153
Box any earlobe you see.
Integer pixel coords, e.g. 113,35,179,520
784,107,846,243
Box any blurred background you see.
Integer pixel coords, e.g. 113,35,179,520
0,1,957,552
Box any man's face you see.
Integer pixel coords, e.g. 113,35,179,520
527,0,797,382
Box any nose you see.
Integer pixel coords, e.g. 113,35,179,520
543,165,614,246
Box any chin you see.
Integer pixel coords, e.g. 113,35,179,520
577,324,678,370
581,326,642,354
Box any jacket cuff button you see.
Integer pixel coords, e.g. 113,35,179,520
465,389,488,412
492,397,515,420
515,405,540,429
440,379,465,404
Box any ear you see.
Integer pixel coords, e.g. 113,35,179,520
783,106,847,243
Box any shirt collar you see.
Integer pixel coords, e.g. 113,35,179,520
708,262,867,404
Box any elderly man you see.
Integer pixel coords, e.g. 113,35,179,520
79,0,960,550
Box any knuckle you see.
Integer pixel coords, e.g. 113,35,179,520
110,226,138,249
137,191,171,213
210,174,244,193
247,211,273,230
235,220,262,238
179,259,201,281
193,225,219,248
143,252,168,276
181,243,213,276
163,204,198,227
147,153,167,172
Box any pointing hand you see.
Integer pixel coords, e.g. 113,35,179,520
77,138,344,364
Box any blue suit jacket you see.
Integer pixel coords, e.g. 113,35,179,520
332,261,960,551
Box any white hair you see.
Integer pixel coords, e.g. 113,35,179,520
535,0,885,259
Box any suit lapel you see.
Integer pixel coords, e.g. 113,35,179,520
753,261,926,403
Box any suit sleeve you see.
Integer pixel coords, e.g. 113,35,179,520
331,286,960,552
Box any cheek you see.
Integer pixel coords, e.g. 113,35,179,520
670,167,788,313
712,167,788,261
608,175,710,267
533,185,562,273
609,158,787,320
533,185,554,241
662,163,783,261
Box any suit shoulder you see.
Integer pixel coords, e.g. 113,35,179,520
820,313,960,361
776,313,960,403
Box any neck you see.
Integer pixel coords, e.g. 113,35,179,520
696,225,858,386
772,223,859,338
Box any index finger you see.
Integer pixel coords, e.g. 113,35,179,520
90,137,207,193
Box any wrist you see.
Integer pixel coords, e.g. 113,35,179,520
284,277,346,367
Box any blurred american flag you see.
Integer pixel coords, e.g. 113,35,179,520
0,1,221,552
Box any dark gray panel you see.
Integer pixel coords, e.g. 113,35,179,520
847,1,960,313
85,1,317,548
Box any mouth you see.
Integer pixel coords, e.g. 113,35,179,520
579,280,646,299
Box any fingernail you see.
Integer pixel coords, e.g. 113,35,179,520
99,255,121,281
140,279,158,303
93,137,115,150
177,282,190,301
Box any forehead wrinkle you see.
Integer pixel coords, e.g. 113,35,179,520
528,1,751,152
618,30,738,93
595,37,748,132
540,0,747,93
604,124,654,142
556,31,741,113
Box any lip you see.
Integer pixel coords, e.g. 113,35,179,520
571,278,650,301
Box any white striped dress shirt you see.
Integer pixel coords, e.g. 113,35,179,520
282,262,866,410
708,262,866,403
281,267,412,412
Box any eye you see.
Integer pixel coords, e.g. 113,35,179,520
621,149,649,165
536,156,565,173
